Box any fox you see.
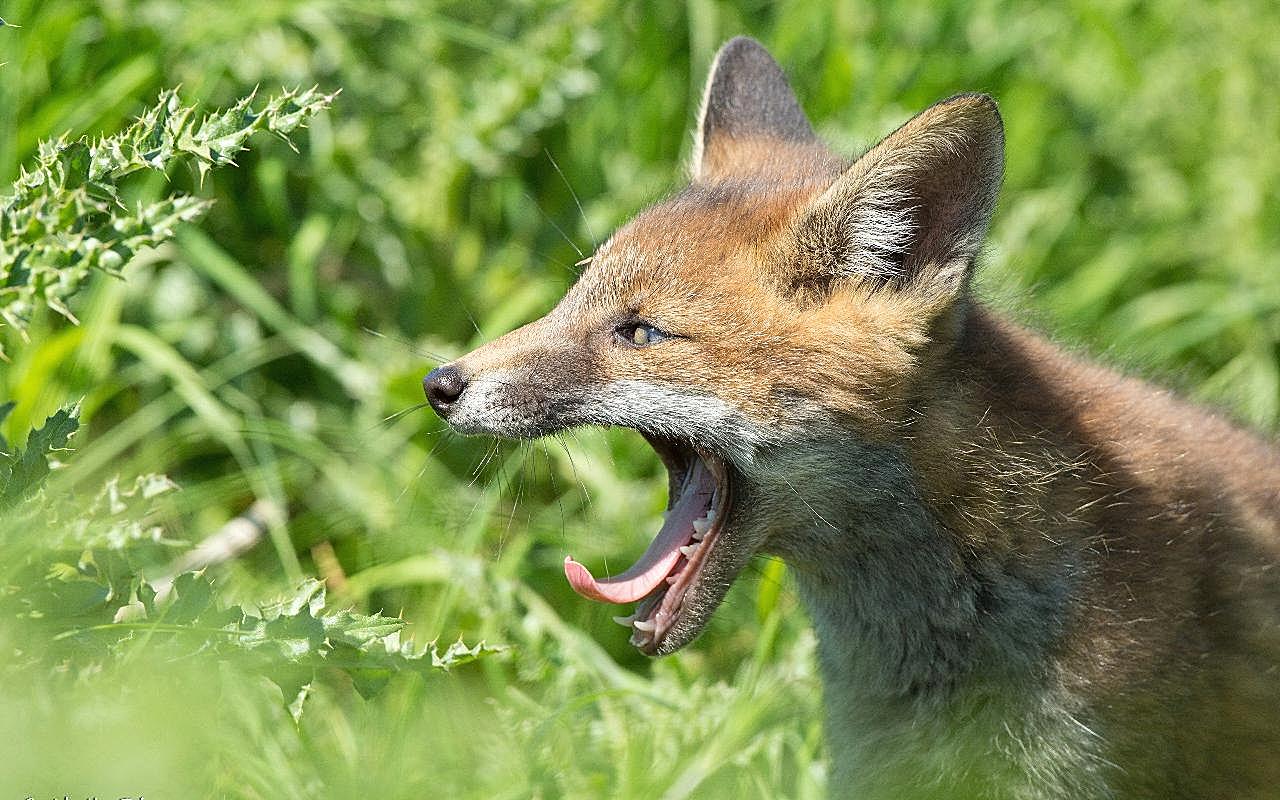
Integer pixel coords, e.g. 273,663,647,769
424,36,1280,799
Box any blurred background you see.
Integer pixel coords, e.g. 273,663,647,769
0,1,1277,797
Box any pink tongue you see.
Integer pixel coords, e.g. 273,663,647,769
564,459,715,604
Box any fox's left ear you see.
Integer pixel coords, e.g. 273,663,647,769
693,37,819,181
790,93,1004,303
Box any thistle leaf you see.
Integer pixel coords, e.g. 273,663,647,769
0,87,337,355
0,406,79,506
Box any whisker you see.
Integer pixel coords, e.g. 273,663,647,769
523,190,585,259
500,238,581,277
396,425,458,507
457,453,499,531
375,402,430,429
459,301,485,340
540,440,568,546
545,148,598,248
360,326,455,363
747,554,795,599
497,441,531,556
469,437,502,485
570,427,616,471
555,433,592,506
396,449,437,506
491,442,515,534
777,472,842,533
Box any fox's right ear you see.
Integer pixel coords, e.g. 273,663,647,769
692,37,818,181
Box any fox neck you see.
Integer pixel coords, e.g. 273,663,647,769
771,309,1090,753
777,441,1074,703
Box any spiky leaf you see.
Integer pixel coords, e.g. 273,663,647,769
0,87,337,356
0,406,79,506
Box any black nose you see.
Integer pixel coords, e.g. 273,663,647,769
423,365,467,414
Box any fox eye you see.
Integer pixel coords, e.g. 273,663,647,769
616,322,670,348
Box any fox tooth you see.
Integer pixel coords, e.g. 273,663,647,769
612,614,637,627
679,544,698,557
633,619,656,633
706,508,716,522
692,517,710,535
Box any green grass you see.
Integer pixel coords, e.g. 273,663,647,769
1,1,1278,798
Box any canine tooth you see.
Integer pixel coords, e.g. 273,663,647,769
679,544,698,557
706,508,716,522
633,619,656,633
692,517,710,535
612,614,637,627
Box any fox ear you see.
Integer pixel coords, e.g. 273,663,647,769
693,37,817,181
791,93,1003,302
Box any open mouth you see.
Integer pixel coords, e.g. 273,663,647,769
563,435,732,654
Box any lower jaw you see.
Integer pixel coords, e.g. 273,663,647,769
628,524,724,653
621,436,734,653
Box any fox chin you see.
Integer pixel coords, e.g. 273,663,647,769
425,36,1280,800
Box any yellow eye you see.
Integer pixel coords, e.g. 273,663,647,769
616,321,670,347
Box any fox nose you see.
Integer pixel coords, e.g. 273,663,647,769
423,365,467,415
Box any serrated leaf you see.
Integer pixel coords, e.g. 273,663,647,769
0,87,336,351
346,664,393,700
285,679,314,723
137,578,157,617
22,568,503,702
0,406,79,506
264,577,326,619
430,638,505,670
166,571,214,623
323,611,406,649
262,609,327,661
57,141,91,191
28,562,111,617
45,472,181,550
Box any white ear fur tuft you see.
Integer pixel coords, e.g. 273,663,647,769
793,94,1004,296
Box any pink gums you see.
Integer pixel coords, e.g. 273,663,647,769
563,459,716,604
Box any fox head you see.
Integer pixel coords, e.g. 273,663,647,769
425,37,1003,655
